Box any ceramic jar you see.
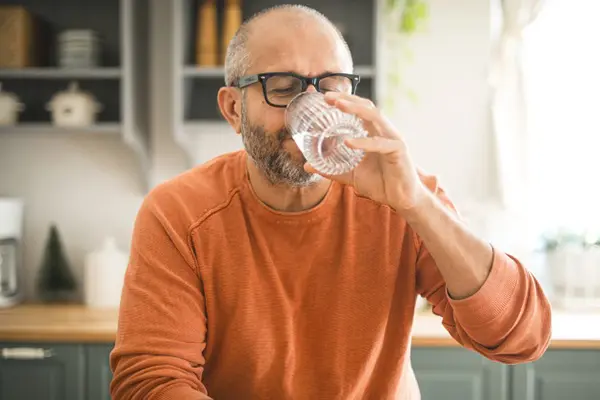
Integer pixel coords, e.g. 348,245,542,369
0,83,24,126
46,81,103,127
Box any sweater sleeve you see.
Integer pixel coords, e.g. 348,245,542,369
414,185,552,364
110,195,212,400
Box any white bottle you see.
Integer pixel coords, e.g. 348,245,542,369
84,237,128,308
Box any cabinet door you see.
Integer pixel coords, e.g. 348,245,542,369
411,348,509,400
86,344,114,400
512,349,600,400
0,343,85,400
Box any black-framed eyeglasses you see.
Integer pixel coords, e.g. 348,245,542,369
230,72,361,108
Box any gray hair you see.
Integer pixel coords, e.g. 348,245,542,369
224,5,353,86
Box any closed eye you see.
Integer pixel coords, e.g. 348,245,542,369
271,87,296,94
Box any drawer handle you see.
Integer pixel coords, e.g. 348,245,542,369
1,348,54,360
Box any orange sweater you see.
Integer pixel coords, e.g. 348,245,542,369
110,150,551,400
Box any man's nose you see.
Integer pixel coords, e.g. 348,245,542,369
305,85,318,93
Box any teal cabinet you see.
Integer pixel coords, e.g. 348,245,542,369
2,343,600,400
512,349,600,400
412,348,600,400
0,343,85,400
0,342,113,400
86,345,114,400
412,348,509,400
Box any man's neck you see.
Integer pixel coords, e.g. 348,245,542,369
246,158,331,212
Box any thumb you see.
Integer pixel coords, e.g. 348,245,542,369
304,163,333,179
345,137,398,155
304,163,353,184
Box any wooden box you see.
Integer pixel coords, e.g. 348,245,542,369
0,6,38,68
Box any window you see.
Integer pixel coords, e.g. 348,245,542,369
522,0,600,237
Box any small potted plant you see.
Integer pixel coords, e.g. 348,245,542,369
543,229,600,309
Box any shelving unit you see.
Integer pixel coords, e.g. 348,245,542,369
0,68,123,79
182,65,376,79
0,0,150,191
168,0,380,166
182,66,226,78
0,122,122,135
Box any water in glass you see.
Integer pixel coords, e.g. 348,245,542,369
285,92,367,175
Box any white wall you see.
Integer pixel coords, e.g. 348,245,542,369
0,135,144,300
385,0,496,213
0,0,495,301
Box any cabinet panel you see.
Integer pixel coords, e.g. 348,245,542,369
512,350,600,400
0,343,84,400
412,348,509,400
86,344,114,400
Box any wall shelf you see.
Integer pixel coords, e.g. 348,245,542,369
0,123,122,135
0,0,150,192
0,68,122,79
182,66,225,78
354,66,376,78
1,0,382,192
182,65,375,79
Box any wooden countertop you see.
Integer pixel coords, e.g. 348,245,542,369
0,304,119,343
1,304,600,349
411,310,600,349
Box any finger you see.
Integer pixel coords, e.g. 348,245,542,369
328,94,385,137
304,163,320,175
344,137,400,155
324,91,373,107
303,163,337,180
304,162,354,184
330,98,382,138
324,92,401,141
333,98,381,125
333,98,401,140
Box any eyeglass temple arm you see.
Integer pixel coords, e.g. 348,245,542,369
234,75,260,88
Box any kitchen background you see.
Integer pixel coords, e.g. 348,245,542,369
1,0,600,399
0,0,497,303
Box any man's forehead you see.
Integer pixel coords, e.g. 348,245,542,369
245,17,352,75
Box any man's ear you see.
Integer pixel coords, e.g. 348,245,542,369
218,87,242,134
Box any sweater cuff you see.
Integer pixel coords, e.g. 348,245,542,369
447,247,520,328
154,384,212,400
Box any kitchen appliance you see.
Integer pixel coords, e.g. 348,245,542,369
0,198,24,308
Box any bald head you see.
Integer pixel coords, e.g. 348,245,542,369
224,5,353,86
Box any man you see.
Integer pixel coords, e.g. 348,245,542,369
110,4,551,399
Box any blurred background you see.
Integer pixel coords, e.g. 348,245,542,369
0,0,599,399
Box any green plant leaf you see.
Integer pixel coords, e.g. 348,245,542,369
414,2,428,19
400,13,417,33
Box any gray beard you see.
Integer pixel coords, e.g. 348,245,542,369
240,102,322,187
